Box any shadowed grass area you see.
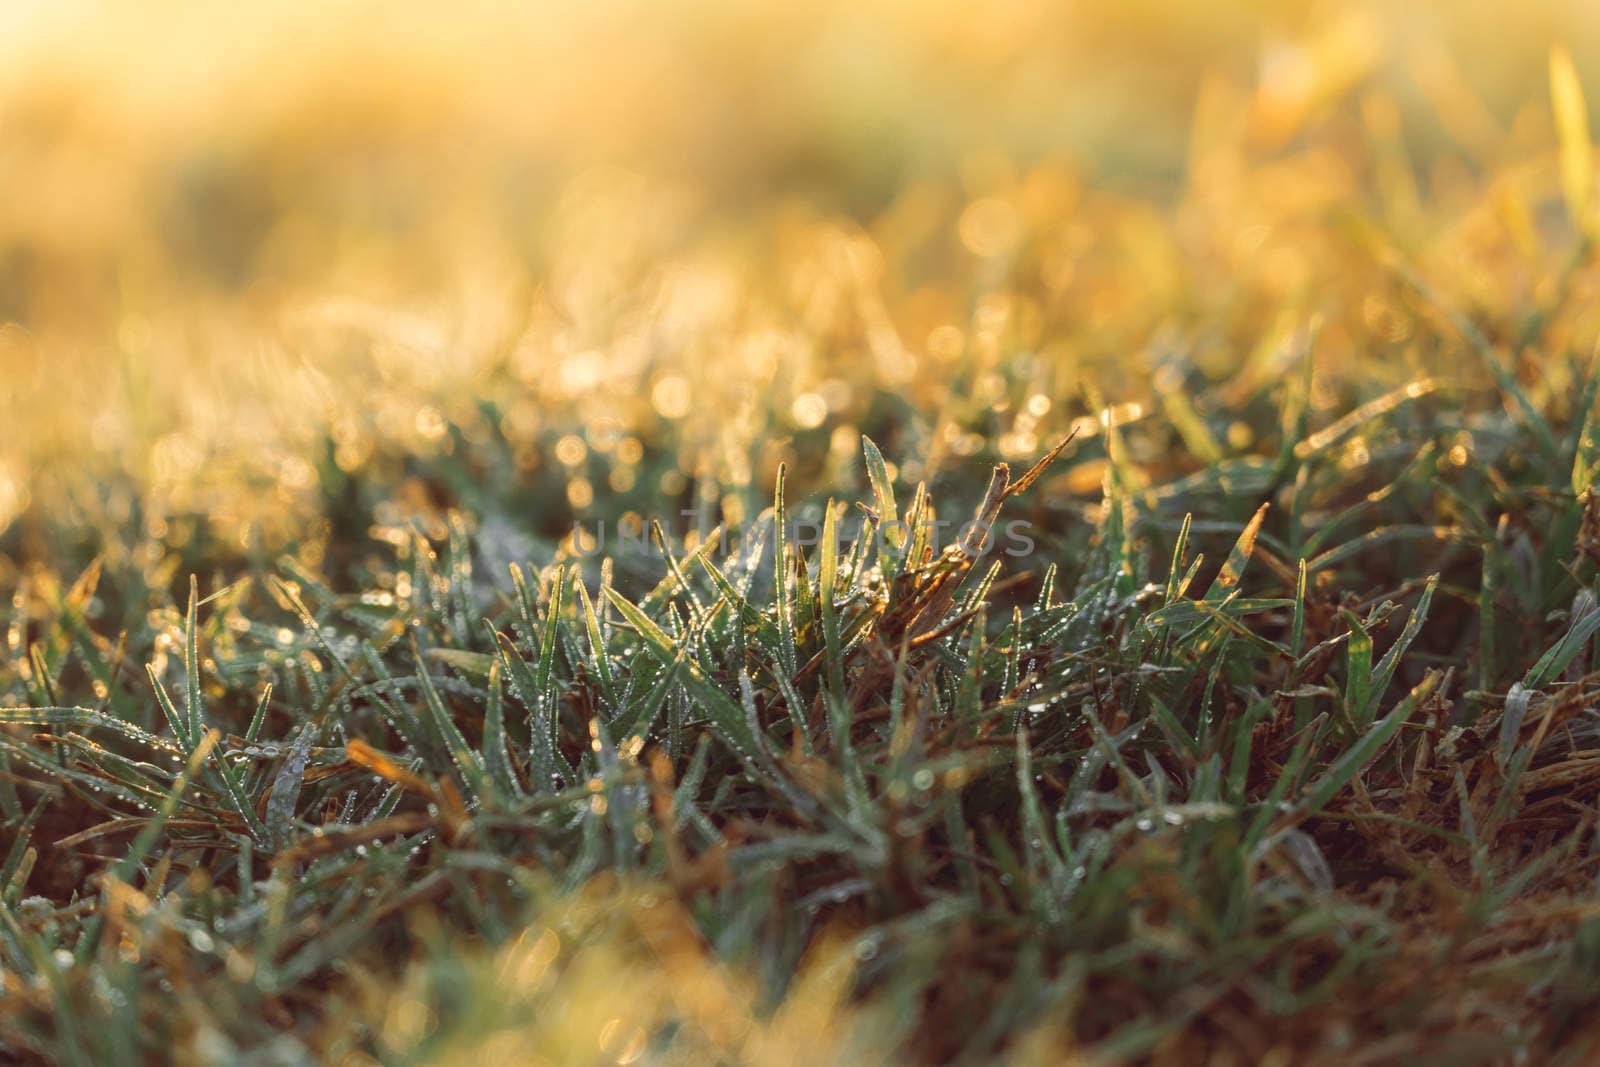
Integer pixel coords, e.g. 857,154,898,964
7,3,1600,1064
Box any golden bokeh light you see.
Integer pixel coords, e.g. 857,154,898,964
0,0,1592,558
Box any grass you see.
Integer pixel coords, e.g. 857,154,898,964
9,402,1600,1063
7,5,1600,1064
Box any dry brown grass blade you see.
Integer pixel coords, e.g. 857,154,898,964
346,738,435,797
54,817,217,851
1004,430,1080,501
961,464,1012,556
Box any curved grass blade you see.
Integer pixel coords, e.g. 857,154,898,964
862,435,903,567
1523,591,1600,689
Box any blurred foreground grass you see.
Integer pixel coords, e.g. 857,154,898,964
7,1,1600,1063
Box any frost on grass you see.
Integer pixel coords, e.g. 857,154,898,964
6,19,1600,1064
7,412,1600,1063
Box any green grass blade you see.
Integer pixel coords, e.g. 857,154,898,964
1302,672,1440,817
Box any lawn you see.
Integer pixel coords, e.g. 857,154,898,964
4,3,1600,1063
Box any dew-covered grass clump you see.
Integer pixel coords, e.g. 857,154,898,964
7,4,1600,1064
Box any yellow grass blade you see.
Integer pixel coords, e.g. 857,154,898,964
1551,44,1594,232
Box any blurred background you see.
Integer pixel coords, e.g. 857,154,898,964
1,0,1598,567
